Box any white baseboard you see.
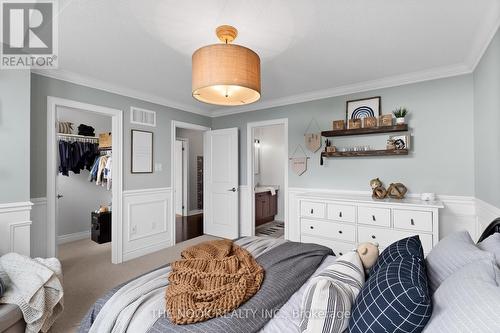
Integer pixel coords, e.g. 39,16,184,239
58,230,91,244
122,239,171,261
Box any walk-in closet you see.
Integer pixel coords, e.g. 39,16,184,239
56,106,113,258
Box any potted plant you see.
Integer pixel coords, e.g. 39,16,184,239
393,107,409,125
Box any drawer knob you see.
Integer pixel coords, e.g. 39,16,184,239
310,226,314,229
411,218,415,225
339,211,343,218
339,252,343,256
371,235,376,239
372,215,376,221
310,209,314,214
338,230,343,234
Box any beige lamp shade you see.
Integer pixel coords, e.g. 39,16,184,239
192,43,261,106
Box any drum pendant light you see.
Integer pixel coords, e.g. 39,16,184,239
192,25,261,106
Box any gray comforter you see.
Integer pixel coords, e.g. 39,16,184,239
79,238,333,333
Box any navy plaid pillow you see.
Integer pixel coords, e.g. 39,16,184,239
369,235,424,276
349,257,432,333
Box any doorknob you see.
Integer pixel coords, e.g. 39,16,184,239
228,187,237,192
57,194,64,199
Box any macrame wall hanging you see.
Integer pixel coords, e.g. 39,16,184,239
304,118,322,153
289,144,310,176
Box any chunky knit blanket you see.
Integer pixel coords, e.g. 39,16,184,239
80,237,332,333
0,253,64,333
166,239,264,324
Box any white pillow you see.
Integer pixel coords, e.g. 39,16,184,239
423,260,500,333
299,251,365,333
425,231,494,293
478,233,500,267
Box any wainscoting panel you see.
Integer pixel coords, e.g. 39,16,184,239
122,188,172,261
476,199,500,239
239,185,251,237
0,201,33,256
30,197,47,257
288,188,477,242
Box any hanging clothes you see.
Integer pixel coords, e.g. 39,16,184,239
104,156,112,190
96,155,108,186
58,140,99,176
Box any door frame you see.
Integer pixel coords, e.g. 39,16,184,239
170,120,210,244
246,118,289,238
174,138,189,216
47,97,124,263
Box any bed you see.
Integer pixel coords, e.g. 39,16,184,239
79,237,335,333
77,219,500,333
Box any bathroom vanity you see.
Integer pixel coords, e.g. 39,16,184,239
255,187,279,226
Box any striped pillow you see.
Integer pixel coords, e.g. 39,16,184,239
349,257,432,333
423,260,500,332
425,231,494,293
299,251,365,333
478,233,500,267
369,235,424,276
58,121,74,134
0,270,7,297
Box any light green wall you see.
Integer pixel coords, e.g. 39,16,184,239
212,75,475,196
30,73,211,198
473,27,500,207
0,70,31,203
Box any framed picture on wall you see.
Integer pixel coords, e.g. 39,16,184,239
131,130,153,173
346,96,381,128
389,135,411,150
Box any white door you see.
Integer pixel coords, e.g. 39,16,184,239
204,128,239,239
174,140,184,215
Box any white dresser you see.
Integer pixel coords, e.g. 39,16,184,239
297,193,444,255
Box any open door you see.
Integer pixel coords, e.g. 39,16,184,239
204,128,239,239
174,140,187,216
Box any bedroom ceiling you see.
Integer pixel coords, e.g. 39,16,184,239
37,0,500,116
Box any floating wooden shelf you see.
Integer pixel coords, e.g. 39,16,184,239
321,124,408,137
322,149,408,158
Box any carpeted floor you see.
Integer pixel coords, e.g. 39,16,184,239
50,235,218,333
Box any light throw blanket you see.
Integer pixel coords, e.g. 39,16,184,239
88,237,288,333
299,251,365,333
0,253,64,333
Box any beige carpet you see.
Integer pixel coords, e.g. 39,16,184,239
50,235,219,333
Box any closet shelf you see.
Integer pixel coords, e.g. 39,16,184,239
321,124,408,137
57,133,98,140
321,149,408,158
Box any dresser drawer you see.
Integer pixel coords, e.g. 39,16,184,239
301,235,355,257
300,201,326,219
358,226,433,253
393,209,432,232
301,219,356,243
358,206,391,227
327,203,356,223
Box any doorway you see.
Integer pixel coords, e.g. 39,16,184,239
47,97,123,263
171,121,210,244
247,119,288,239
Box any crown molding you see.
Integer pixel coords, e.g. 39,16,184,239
30,69,209,116
466,3,500,71
210,63,472,117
